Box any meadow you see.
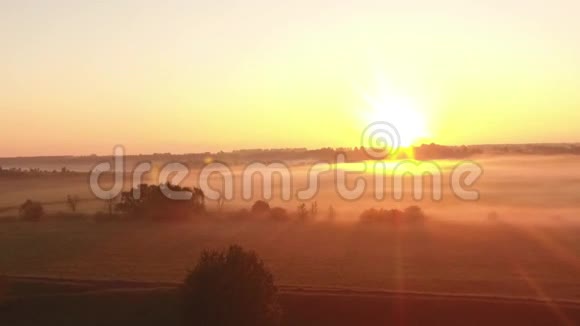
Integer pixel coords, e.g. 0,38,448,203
0,154,579,303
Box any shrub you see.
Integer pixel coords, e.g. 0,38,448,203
296,203,309,221
359,208,403,224
269,207,289,221
182,245,281,326
360,206,427,225
403,205,426,224
251,200,270,215
327,205,337,221
66,195,80,212
116,183,205,220
19,200,44,221
310,201,318,217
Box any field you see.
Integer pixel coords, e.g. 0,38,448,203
0,218,579,300
2,277,580,326
1,154,580,324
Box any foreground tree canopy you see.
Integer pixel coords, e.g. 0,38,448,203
182,245,281,326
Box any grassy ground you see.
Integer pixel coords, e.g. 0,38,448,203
1,155,579,324
0,218,579,301
2,277,580,326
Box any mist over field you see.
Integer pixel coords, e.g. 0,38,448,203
1,154,579,303
3,1,580,324
2,154,580,224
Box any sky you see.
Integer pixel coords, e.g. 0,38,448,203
1,0,580,156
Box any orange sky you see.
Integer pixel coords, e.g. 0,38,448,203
1,1,580,156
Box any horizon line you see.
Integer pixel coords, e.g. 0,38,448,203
1,141,580,160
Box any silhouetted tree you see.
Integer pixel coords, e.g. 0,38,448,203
251,200,270,215
359,208,403,224
116,183,204,220
327,205,336,221
269,207,289,221
192,187,206,212
19,200,44,221
360,206,427,225
105,195,116,217
310,201,318,217
216,196,225,212
66,195,80,213
182,245,281,326
403,205,426,224
297,203,308,220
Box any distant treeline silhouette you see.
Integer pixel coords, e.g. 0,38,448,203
359,205,426,225
9,182,427,226
0,166,79,176
10,194,428,228
3,143,580,174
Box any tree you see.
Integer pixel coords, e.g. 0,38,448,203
192,187,206,213
116,183,205,220
66,195,80,213
19,200,44,221
182,245,281,326
216,196,225,212
403,205,426,224
251,200,270,215
269,207,289,221
310,201,318,217
297,203,308,220
359,208,403,224
105,195,116,217
359,206,427,225
327,205,336,221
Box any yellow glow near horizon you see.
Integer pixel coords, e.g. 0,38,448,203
2,1,580,156
363,86,429,148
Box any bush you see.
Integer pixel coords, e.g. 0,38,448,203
359,206,426,225
182,245,281,326
359,208,403,224
251,200,270,215
19,200,44,221
116,183,205,221
327,205,337,221
66,194,80,212
296,203,309,221
403,205,426,224
269,207,289,221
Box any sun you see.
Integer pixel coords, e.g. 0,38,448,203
362,87,429,148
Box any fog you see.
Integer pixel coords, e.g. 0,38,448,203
2,154,579,225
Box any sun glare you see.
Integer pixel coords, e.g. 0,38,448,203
363,87,429,148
